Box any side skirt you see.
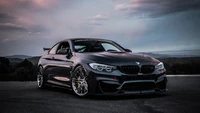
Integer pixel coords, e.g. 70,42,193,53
47,80,71,88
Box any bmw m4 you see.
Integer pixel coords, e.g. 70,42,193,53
37,38,167,97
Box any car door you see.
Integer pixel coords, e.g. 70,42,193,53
42,42,59,80
46,41,73,87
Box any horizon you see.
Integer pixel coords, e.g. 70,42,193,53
2,49,200,57
0,0,200,56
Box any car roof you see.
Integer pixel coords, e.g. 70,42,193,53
59,38,113,43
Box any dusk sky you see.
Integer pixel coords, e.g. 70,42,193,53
0,0,200,56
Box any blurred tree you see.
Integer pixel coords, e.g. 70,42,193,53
16,67,29,81
16,59,34,81
0,57,10,74
17,59,33,70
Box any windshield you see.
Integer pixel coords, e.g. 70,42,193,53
73,39,124,53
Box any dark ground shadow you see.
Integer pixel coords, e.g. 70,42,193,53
41,85,170,100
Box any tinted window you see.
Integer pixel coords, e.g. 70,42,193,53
101,43,121,52
56,42,70,54
74,45,86,52
73,39,123,53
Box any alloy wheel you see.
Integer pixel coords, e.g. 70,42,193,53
37,66,44,88
72,66,88,96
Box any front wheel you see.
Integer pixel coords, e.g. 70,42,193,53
37,66,46,89
71,66,89,97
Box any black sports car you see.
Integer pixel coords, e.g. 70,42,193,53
37,38,167,96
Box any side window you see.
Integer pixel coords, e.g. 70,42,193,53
56,42,70,54
49,43,59,54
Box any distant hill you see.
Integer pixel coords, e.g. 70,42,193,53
6,55,32,59
3,49,200,65
138,49,200,58
158,57,200,64
27,56,41,65
154,49,200,56
8,58,24,64
5,56,40,66
137,52,171,58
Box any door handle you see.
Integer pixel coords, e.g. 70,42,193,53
52,57,54,59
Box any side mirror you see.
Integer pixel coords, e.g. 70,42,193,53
57,48,73,59
124,49,132,52
66,49,72,59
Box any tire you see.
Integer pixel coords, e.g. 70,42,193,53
37,66,46,89
71,66,89,97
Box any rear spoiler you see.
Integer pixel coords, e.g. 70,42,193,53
43,48,50,51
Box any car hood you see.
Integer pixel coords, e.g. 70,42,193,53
76,52,160,66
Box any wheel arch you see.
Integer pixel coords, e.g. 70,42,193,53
71,64,89,77
38,64,43,68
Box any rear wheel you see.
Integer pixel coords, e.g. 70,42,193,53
71,66,88,97
37,66,46,89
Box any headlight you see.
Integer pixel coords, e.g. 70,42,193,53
89,63,116,72
155,62,165,70
155,62,166,74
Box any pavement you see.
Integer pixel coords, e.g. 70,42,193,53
0,75,200,113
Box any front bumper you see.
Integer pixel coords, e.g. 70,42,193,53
87,70,167,95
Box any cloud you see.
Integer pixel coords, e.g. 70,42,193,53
87,14,107,25
29,24,49,33
90,14,107,20
0,13,17,23
31,0,58,9
0,23,28,43
0,23,27,32
115,0,200,17
0,0,77,16
0,0,58,9
115,4,138,11
90,21,102,26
